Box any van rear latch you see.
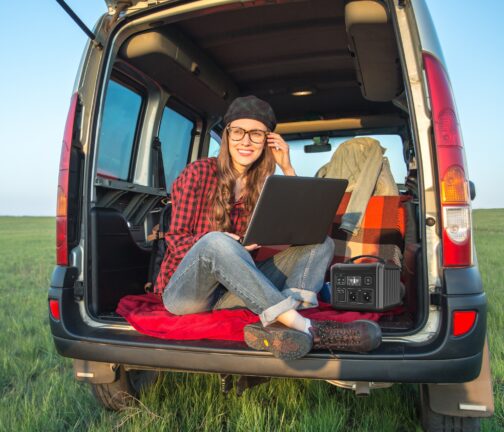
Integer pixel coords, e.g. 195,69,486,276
430,292,443,306
73,281,84,300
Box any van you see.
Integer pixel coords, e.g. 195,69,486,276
48,1,494,430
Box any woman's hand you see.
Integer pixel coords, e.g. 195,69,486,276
224,232,261,251
267,133,296,176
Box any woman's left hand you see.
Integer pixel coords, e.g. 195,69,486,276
267,133,296,176
224,232,261,251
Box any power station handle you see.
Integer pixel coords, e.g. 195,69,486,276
345,255,385,264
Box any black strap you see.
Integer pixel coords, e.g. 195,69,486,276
152,137,166,191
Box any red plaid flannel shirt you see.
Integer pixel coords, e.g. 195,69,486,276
154,158,249,294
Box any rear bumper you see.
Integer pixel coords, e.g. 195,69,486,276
53,335,482,383
49,266,487,383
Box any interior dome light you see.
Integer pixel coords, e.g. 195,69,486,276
291,90,313,96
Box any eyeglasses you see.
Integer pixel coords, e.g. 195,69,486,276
226,126,268,145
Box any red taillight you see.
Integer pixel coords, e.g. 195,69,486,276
49,299,61,321
56,92,79,266
452,310,477,337
423,52,472,267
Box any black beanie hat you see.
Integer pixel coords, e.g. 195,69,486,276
223,95,277,131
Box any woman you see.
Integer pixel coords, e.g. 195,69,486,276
154,95,381,359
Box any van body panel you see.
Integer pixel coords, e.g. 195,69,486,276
443,267,483,296
392,0,444,346
104,0,171,15
410,0,446,65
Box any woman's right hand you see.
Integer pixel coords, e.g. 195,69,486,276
224,232,261,251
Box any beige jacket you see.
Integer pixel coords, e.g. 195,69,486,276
316,137,398,234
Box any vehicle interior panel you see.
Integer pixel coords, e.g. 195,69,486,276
119,0,404,122
90,207,151,315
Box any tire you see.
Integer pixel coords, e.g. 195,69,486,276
419,384,481,432
91,366,160,411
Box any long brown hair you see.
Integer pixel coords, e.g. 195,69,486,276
210,130,276,231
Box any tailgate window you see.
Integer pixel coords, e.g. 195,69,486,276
96,80,144,180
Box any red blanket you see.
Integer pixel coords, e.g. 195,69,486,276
116,294,387,341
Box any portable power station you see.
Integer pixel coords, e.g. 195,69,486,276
330,256,403,311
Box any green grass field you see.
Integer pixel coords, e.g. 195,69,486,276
0,211,502,431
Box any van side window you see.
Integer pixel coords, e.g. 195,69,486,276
158,107,194,190
97,80,143,181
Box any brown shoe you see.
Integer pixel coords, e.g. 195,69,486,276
309,320,382,353
244,322,312,360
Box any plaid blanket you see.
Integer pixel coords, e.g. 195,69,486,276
254,193,409,266
331,193,408,266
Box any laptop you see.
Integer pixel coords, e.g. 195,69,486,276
241,175,348,246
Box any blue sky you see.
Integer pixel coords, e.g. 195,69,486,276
0,0,503,215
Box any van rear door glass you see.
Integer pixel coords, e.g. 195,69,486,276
204,132,405,185
208,129,221,157
286,134,406,185
158,107,194,190
97,80,143,180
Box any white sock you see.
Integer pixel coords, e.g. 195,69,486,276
277,309,311,334
302,318,312,334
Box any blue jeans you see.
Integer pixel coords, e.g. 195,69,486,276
162,232,335,326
